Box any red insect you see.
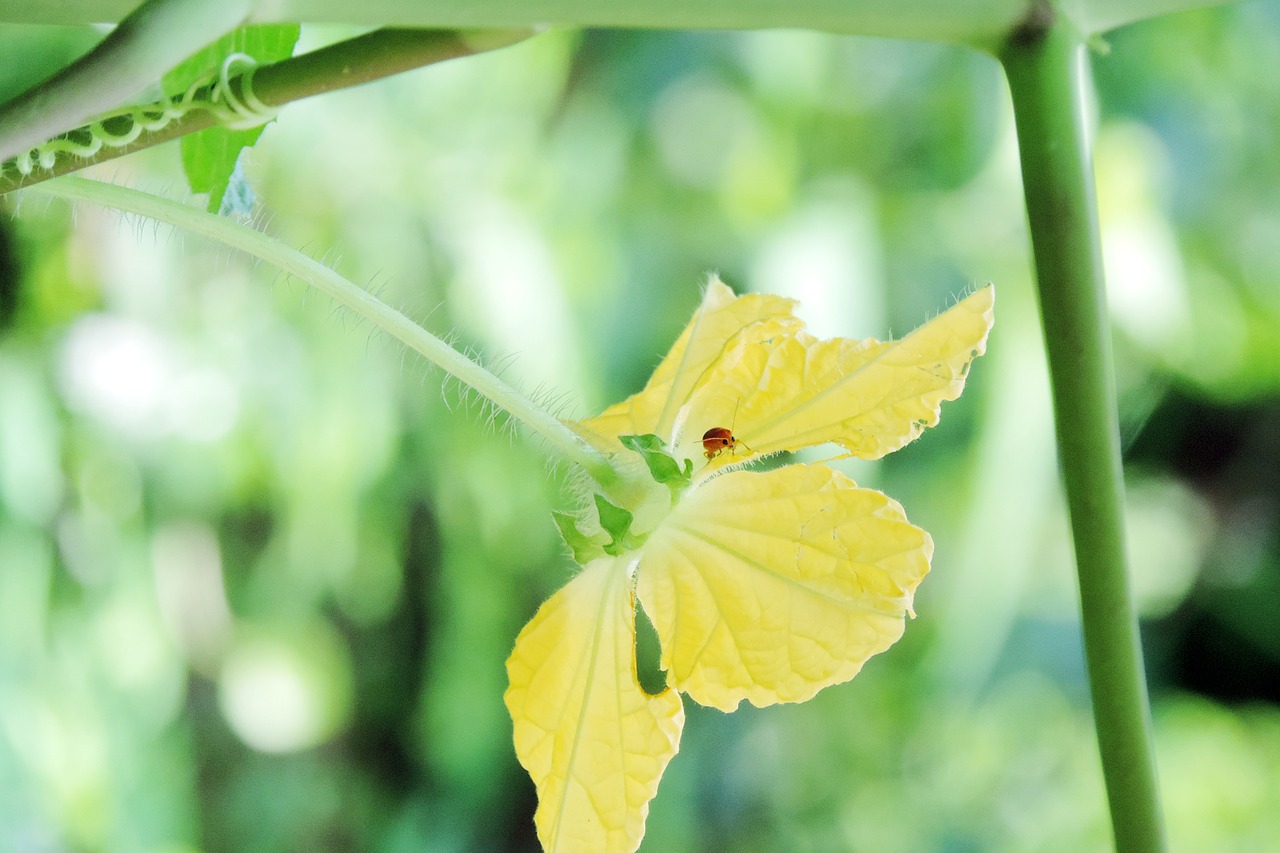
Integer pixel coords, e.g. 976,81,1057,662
701,427,752,460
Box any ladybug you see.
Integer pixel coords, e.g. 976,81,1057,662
701,427,750,460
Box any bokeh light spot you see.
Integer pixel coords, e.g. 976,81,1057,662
218,625,353,754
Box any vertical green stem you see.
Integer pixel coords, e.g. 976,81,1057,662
1001,15,1165,853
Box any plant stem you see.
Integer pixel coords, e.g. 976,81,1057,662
0,0,252,163
1001,13,1165,853
252,27,534,104
28,176,621,488
0,0,1243,46
0,28,535,196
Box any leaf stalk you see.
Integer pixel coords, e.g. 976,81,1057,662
28,176,621,489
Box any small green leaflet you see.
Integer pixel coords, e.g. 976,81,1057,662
619,434,692,486
594,495,637,557
552,511,608,564
552,495,641,563
162,24,300,214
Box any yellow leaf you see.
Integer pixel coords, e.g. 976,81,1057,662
685,285,995,462
575,276,801,446
505,558,684,853
636,465,931,712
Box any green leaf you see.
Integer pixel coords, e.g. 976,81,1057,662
181,127,267,215
593,495,635,557
163,24,300,213
619,433,691,486
161,24,299,100
552,511,607,565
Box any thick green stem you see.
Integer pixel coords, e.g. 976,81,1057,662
28,176,621,489
0,0,1241,45
0,0,252,162
0,28,535,196
251,27,533,104
1001,14,1165,853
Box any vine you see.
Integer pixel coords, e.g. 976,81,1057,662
0,28,534,195
3,54,274,181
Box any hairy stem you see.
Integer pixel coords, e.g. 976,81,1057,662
0,28,535,196
0,0,252,162
29,176,620,488
1002,14,1166,853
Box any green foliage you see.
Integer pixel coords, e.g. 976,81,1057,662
553,510,609,563
593,493,636,556
162,24,301,213
619,433,692,486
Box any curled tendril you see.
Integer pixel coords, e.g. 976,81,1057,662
4,53,279,179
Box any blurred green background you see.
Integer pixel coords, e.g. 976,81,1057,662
2,6,1280,852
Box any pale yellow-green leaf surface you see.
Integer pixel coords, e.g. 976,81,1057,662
685,285,994,463
505,557,684,853
636,465,932,712
575,276,800,446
